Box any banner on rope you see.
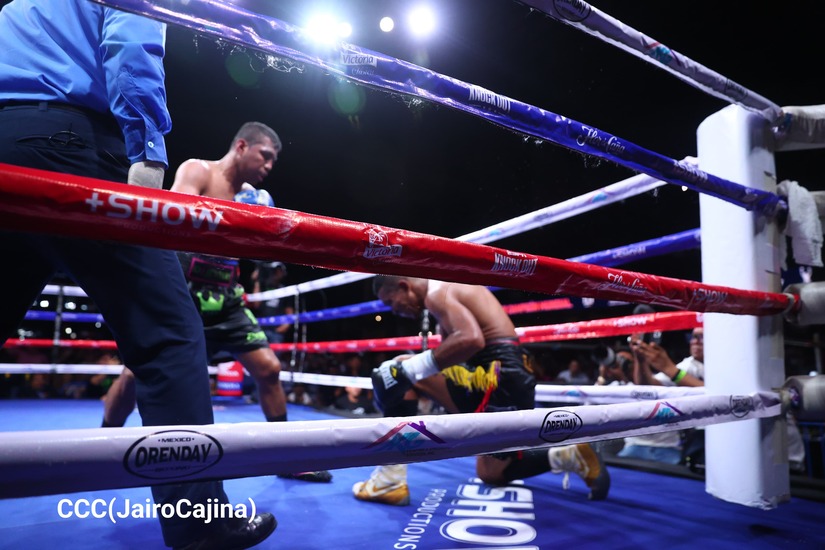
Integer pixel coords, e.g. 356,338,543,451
0,164,796,316
0,391,782,499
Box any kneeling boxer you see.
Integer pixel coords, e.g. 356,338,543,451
353,275,610,505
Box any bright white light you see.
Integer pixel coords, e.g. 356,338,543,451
681,186,689,191
375,315,383,322
306,13,339,44
64,327,73,335
65,301,76,310
338,21,353,38
39,300,49,308
379,16,394,33
408,5,436,37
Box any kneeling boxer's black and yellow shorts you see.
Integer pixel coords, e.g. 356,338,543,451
441,338,536,413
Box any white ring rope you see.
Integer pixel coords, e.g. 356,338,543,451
535,383,705,405
0,363,708,399
0,390,782,499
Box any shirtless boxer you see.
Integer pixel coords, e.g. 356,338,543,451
354,275,610,504
102,122,330,482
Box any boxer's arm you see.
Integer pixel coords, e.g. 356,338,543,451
424,290,484,369
170,159,209,196
396,289,484,382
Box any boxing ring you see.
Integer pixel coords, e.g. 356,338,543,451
2,0,825,548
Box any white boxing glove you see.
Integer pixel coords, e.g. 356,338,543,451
127,160,165,189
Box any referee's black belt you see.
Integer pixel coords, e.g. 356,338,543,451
0,100,102,117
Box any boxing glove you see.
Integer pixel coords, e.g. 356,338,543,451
371,360,414,414
234,186,274,207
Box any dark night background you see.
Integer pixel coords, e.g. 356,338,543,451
6,0,825,368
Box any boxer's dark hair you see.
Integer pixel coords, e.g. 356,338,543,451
233,121,282,150
373,275,404,296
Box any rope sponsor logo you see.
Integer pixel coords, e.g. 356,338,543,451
611,314,653,327
691,287,729,306
123,429,223,480
56,497,255,525
363,420,446,459
539,410,582,443
552,0,592,22
340,49,378,67
551,325,581,335
468,85,512,114
602,272,647,295
612,244,647,259
644,41,674,65
84,192,224,231
630,390,659,400
671,160,708,186
730,395,755,418
491,252,537,277
644,401,684,424
576,126,626,156
348,65,376,78
364,228,403,259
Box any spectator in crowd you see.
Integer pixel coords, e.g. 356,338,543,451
334,385,376,415
556,357,591,385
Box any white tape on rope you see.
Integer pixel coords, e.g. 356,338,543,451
0,391,781,499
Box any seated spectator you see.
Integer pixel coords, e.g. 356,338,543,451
334,386,376,415
593,342,684,464
19,373,53,399
287,383,314,407
556,358,591,385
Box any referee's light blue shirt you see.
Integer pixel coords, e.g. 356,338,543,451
0,0,172,168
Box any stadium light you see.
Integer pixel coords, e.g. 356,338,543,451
407,5,436,37
379,16,394,33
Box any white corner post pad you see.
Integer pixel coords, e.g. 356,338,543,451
401,349,440,381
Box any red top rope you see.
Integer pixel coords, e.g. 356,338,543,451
0,163,796,316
